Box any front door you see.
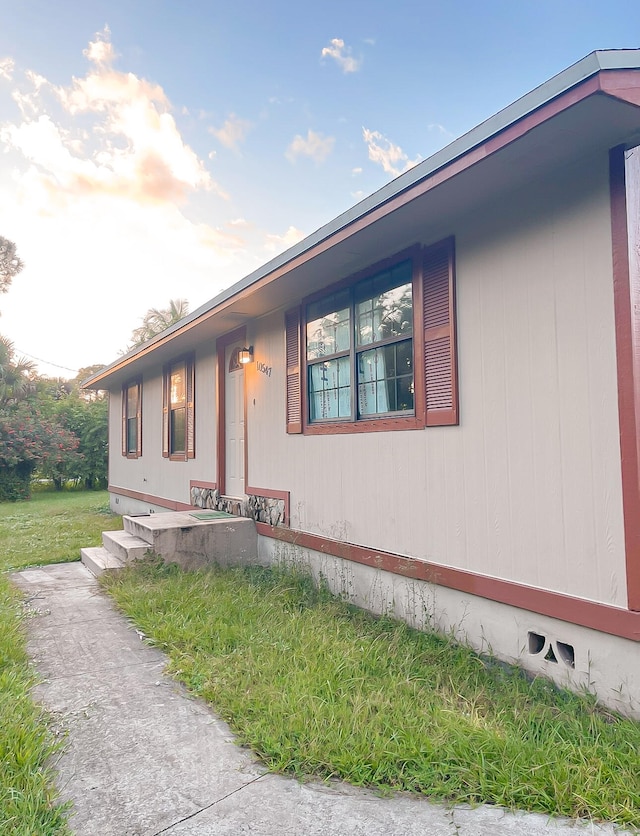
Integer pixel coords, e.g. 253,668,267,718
224,343,245,497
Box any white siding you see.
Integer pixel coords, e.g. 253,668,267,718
247,152,627,607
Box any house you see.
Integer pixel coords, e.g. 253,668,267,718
84,50,640,718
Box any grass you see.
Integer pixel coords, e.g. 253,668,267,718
102,558,640,830
0,489,120,836
0,489,121,572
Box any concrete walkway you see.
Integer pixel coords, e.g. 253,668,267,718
12,562,625,836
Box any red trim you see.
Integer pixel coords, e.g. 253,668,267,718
109,485,195,512
303,417,424,435
246,485,290,525
611,145,640,611
89,70,640,389
190,480,217,491
599,68,640,107
256,523,640,641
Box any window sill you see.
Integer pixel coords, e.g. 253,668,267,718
304,415,424,435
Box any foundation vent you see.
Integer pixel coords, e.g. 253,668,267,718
527,631,575,669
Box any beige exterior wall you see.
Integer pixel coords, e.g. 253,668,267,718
108,343,218,511
246,151,627,607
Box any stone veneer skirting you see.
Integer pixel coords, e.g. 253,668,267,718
190,485,286,527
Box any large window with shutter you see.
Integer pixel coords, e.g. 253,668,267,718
285,239,457,434
162,355,195,459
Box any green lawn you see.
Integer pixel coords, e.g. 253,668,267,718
0,489,120,836
3,491,640,831
103,558,640,830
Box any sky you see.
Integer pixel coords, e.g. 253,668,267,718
0,0,638,378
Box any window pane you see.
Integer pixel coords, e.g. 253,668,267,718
357,339,414,416
357,282,412,345
396,373,415,413
308,357,351,421
171,406,186,453
126,386,138,416
307,306,350,359
170,366,185,406
126,416,137,454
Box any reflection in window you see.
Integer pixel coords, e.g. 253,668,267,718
126,385,138,453
309,357,351,420
170,363,186,454
307,259,414,423
123,380,141,457
358,341,414,416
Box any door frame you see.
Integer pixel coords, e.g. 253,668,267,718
216,326,247,496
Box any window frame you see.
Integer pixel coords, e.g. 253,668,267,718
162,354,195,460
285,238,458,435
302,246,426,435
121,378,142,458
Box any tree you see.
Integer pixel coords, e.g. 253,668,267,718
0,336,36,407
49,396,108,489
0,403,79,500
0,236,24,296
126,298,189,350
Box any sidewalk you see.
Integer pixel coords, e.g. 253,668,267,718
12,562,624,836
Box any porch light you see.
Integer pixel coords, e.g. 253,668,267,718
238,345,254,364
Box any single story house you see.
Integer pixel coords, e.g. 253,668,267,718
85,50,640,718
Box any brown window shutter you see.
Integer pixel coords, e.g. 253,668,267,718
121,384,127,456
186,356,195,459
162,365,169,458
423,238,458,426
136,381,143,457
285,307,302,433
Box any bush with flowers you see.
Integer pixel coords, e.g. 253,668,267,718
0,403,79,500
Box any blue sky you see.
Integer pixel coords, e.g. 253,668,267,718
0,0,638,376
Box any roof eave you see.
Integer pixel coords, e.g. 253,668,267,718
82,49,640,390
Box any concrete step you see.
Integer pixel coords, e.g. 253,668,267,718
81,546,125,577
122,510,258,570
123,514,156,545
102,530,150,563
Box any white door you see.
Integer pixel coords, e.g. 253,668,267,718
225,344,245,497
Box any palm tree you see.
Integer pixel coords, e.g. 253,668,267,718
127,299,190,350
0,336,36,407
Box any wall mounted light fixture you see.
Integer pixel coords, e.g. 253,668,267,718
238,345,254,364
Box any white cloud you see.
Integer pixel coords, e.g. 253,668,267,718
0,30,270,375
2,29,226,208
428,122,456,141
0,57,14,81
362,127,421,177
83,26,117,66
321,38,361,74
264,225,305,254
351,167,362,175
286,129,334,164
210,113,252,151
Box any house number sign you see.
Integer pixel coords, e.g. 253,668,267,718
257,361,272,377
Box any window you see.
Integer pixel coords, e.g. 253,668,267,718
307,261,414,422
285,239,458,434
121,379,142,458
162,355,195,459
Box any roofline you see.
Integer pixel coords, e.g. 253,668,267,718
83,49,640,388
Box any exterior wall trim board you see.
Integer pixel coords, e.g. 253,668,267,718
610,145,640,611
256,523,640,642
